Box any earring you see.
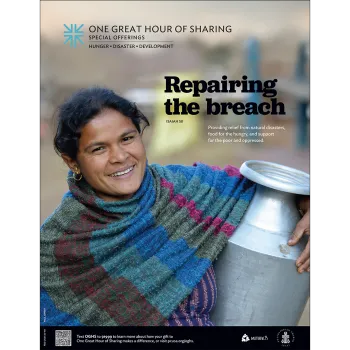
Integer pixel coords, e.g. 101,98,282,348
73,166,83,181
73,172,83,181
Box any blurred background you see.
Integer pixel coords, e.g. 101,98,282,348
40,1,310,325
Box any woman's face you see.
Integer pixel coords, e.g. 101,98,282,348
64,108,147,201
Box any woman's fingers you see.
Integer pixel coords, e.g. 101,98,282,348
288,211,310,246
298,258,310,273
287,205,310,274
296,239,310,272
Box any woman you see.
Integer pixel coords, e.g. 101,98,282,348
40,87,310,326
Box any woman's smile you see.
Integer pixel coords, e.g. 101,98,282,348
108,165,135,178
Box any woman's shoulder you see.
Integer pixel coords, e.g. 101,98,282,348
40,191,81,232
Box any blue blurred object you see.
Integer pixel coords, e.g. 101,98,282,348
295,41,309,149
244,38,310,149
276,41,310,149
244,37,262,134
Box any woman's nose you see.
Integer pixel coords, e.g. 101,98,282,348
109,146,128,163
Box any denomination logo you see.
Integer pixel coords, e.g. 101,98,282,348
277,329,295,347
64,24,84,47
241,334,250,342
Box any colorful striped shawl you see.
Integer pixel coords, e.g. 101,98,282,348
40,162,256,326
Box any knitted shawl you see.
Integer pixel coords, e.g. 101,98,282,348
40,162,256,326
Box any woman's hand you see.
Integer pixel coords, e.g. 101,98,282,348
288,196,310,274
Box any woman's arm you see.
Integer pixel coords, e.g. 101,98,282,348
288,196,310,273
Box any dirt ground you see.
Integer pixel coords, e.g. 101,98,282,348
40,116,310,326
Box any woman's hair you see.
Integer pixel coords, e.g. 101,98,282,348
53,86,150,160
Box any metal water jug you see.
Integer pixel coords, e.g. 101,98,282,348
210,160,310,326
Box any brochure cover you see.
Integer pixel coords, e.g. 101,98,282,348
40,1,310,349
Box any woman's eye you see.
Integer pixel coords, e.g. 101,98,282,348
92,146,104,153
123,136,134,142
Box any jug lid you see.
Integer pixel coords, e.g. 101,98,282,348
240,160,310,195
